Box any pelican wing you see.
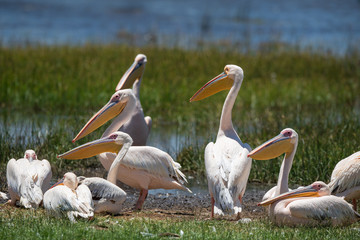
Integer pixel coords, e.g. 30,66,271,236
205,142,234,215
43,186,92,215
228,148,252,200
288,196,357,226
329,151,360,195
6,159,21,198
30,159,52,193
76,184,94,215
78,177,126,202
120,146,187,183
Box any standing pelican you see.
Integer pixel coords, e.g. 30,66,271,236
6,150,44,208
77,176,127,214
190,65,252,219
329,151,360,210
115,54,152,146
248,128,359,226
60,89,190,210
43,172,94,222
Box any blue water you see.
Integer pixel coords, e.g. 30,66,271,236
1,0,359,52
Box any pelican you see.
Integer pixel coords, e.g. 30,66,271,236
24,149,52,193
329,151,360,211
77,176,127,214
43,172,94,222
190,65,252,219
6,150,45,208
248,128,360,226
60,90,190,210
115,54,152,146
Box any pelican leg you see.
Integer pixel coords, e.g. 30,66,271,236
211,197,215,219
134,189,148,210
235,195,242,220
353,199,357,211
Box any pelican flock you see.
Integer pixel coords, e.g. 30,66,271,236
59,87,190,210
248,128,359,226
2,54,359,228
190,65,252,219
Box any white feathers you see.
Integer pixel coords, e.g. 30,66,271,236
329,151,360,200
121,146,188,184
43,173,94,222
77,176,126,214
6,158,43,208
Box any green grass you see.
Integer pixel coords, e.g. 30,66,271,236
0,44,360,189
0,208,359,239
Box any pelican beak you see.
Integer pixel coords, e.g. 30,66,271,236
58,137,122,160
50,178,64,189
247,134,293,160
258,184,320,206
72,98,129,142
190,72,233,102
115,59,146,91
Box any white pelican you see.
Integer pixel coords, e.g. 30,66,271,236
190,65,252,219
60,89,190,210
6,150,45,208
248,128,360,226
43,172,94,222
24,149,52,193
329,151,360,210
115,54,152,146
77,176,127,214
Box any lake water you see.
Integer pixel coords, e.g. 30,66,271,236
1,0,359,54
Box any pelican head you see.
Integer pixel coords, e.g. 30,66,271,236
258,181,330,206
248,128,298,160
50,172,78,191
59,131,132,160
116,54,147,91
24,149,37,162
190,64,243,102
72,89,136,142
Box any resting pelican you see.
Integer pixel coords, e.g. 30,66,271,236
6,150,44,208
61,90,190,210
43,172,94,222
24,149,52,193
115,54,152,146
329,151,360,211
77,176,127,214
258,181,359,226
249,128,359,226
190,65,252,219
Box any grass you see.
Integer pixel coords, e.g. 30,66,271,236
0,44,360,190
0,207,359,239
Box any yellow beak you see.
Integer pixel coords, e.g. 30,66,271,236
190,72,233,102
58,138,122,160
72,99,128,142
248,134,293,160
258,184,320,206
115,60,145,91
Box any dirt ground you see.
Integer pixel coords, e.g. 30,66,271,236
0,182,268,221
98,182,268,221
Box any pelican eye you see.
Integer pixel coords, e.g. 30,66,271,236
109,134,118,140
283,131,292,137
